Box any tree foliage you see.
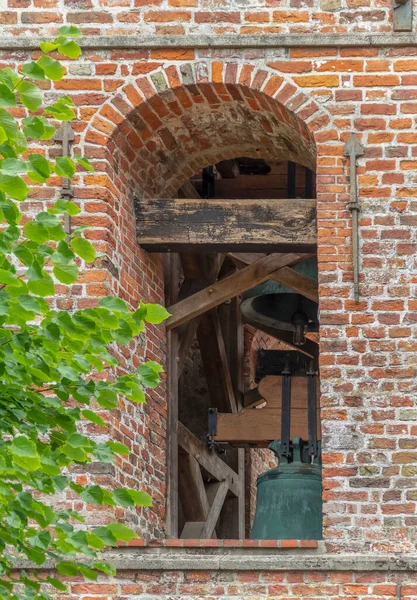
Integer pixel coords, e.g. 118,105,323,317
0,28,169,599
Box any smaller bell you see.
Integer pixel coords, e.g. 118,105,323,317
240,257,319,347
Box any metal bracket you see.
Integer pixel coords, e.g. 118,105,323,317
207,408,225,453
307,360,318,460
344,133,364,303
393,0,412,31
54,122,75,237
280,360,291,459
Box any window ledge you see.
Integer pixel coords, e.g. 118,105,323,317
117,539,318,549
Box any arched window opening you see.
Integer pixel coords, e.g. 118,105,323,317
150,157,320,541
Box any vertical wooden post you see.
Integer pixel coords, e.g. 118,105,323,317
164,253,180,538
218,293,245,538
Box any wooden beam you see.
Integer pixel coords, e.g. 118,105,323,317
178,452,209,524
164,253,180,538
216,407,321,445
201,481,229,538
243,386,266,409
216,376,321,445
177,422,240,497
269,266,318,303
227,252,318,303
136,198,317,252
179,180,201,200
198,310,238,413
167,253,312,330
177,316,200,376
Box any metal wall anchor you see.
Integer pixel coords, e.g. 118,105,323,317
344,133,364,303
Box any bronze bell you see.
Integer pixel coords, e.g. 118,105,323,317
240,257,319,347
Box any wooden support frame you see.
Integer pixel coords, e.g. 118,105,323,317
167,252,313,330
227,252,318,303
136,197,317,252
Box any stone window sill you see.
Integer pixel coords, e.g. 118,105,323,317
117,539,319,549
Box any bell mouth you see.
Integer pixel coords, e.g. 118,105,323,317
240,293,319,346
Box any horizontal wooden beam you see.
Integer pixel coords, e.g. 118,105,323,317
177,421,240,497
216,407,321,445
216,376,321,445
167,253,312,330
136,198,317,252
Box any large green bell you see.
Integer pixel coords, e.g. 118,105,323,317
250,438,323,540
241,258,319,346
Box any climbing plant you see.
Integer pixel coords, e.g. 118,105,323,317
0,27,169,599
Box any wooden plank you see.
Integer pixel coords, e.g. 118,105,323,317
201,481,229,538
167,253,312,330
269,266,318,303
246,324,319,359
164,253,180,538
218,290,245,539
178,452,209,524
136,198,317,252
177,422,240,497
198,310,238,414
216,409,321,445
216,376,320,444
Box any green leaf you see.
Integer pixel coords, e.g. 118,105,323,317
57,363,79,381
92,526,118,547
70,237,96,262
17,80,43,111
0,84,16,107
46,577,67,592
107,441,129,455
53,262,78,284
23,116,56,140
0,126,7,144
93,562,116,576
56,562,79,576
21,62,46,81
28,153,52,180
55,156,76,179
0,268,21,286
1,158,27,175
57,40,82,59
99,296,129,313
107,522,136,542
96,389,118,409
0,173,28,201
24,221,49,244
80,485,104,505
38,55,65,81
86,533,105,551
75,154,94,172
112,488,134,507
40,41,58,53
81,409,106,427
144,303,170,324
59,25,81,36
137,361,163,388
129,490,152,506
54,198,80,215
9,436,41,471
44,100,75,121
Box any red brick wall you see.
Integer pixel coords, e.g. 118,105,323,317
0,1,396,36
57,566,417,598
6,41,417,549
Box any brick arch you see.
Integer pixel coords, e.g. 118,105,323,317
78,63,332,540
83,62,332,200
